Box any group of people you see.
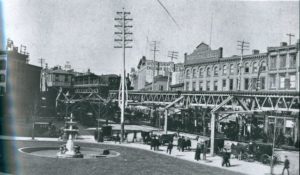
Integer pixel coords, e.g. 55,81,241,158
177,136,191,152
150,136,161,151
221,148,231,167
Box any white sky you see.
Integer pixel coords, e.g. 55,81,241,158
2,0,299,74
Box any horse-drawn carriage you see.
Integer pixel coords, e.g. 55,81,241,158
230,141,280,164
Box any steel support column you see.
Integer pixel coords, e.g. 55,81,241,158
164,109,168,134
210,112,216,156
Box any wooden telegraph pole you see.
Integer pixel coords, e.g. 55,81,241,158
114,8,133,142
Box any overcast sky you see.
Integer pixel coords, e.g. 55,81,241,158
1,0,299,74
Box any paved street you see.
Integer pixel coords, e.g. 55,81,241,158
1,140,243,175
1,135,298,175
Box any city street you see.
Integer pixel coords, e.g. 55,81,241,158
2,140,243,175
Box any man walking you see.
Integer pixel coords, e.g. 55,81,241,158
166,141,173,155
282,155,290,175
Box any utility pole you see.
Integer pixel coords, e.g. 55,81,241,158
151,41,159,91
167,51,178,91
237,40,249,90
114,8,133,142
38,58,45,68
270,118,277,175
286,33,295,45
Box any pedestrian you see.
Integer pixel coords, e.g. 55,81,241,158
181,136,186,152
155,136,160,151
177,136,182,151
195,144,201,161
133,131,137,143
115,133,121,144
186,138,191,151
222,148,231,167
167,141,173,155
282,155,290,175
150,137,155,150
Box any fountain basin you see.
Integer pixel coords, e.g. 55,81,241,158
19,147,120,159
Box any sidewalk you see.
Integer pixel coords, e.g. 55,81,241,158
0,135,298,175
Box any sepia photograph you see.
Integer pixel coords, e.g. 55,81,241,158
0,0,299,174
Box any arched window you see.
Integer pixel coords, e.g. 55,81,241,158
253,62,258,73
199,68,204,77
244,62,249,73
223,65,227,75
260,61,266,71
186,69,190,78
207,67,211,77
214,66,218,76
230,64,234,74
192,69,197,78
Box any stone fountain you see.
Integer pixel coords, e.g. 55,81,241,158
57,113,83,158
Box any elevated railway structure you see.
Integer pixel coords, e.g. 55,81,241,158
56,89,299,155
108,90,300,155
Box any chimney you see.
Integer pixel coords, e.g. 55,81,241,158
252,49,260,55
219,47,223,58
280,42,287,47
184,53,187,64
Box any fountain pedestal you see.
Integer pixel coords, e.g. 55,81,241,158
57,113,83,158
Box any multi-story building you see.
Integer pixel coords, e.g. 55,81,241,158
144,75,169,91
6,42,42,118
41,66,74,92
184,42,299,92
267,41,299,91
0,50,6,96
184,41,299,144
136,56,174,90
170,63,184,91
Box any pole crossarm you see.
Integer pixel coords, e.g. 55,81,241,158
108,90,300,112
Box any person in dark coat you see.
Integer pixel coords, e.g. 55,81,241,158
195,144,201,161
186,138,191,151
150,137,155,150
155,136,160,151
167,141,173,155
222,148,231,167
177,137,182,151
282,155,290,175
133,131,137,143
181,136,186,152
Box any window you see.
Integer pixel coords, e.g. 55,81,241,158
229,79,233,90
261,61,266,71
251,78,257,89
244,78,249,90
269,74,276,88
159,85,164,91
206,81,210,91
55,74,59,82
229,64,234,74
185,82,190,91
207,67,211,77
279,74,285,89
223,65,227,75
192,69,197,78
214,66,218,76
0,74,5,82
65,75,69,82
237,63,241,74
279,55,286,68
199,68,204,77
260,77,265,90
289,74,296,89
213,80,218,91
222,79,226,89
270,56,277,69
253,62,258,73
244,63,249,73
289,54,296,68
199,81,203,91
0,86,4,95
0,60,6,70
186,69,190,79
192,82,196,91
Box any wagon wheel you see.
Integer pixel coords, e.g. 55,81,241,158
260,154,270,164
